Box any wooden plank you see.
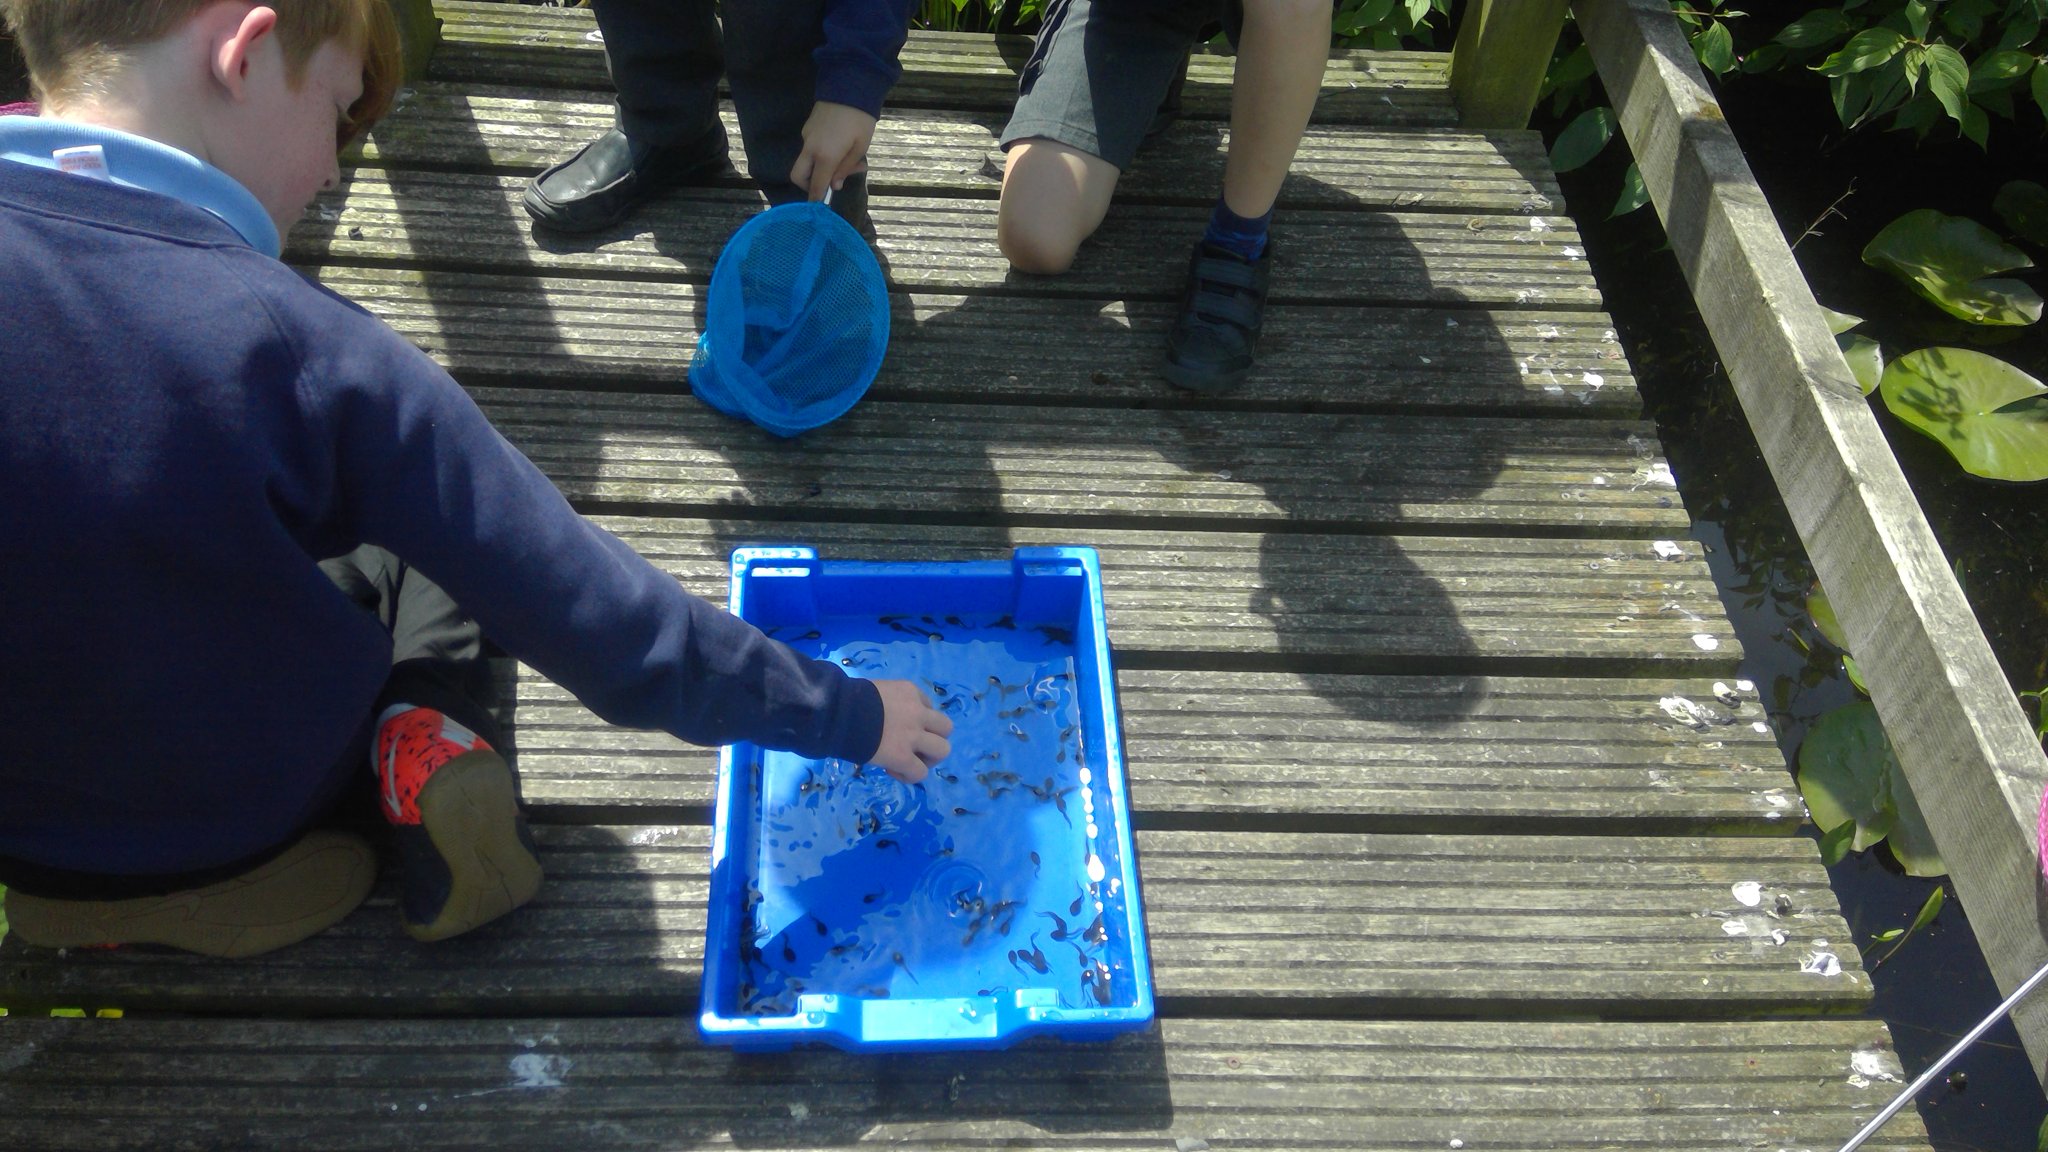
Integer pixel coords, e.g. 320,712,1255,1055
355,87,1561,214
465,389,1685,534
426,0,1459,127
1575,0,2048,1082
1449,0,1572,129
0,827,1868,1015
0,1017,1929,1152
296,172,1606,311
553,518,1738,673
314,265,1639,413
499,668,1794,831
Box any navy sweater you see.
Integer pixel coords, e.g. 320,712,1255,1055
0,161,882,878
816,0,921,117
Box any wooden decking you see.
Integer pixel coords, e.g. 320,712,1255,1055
0,5,1933,1148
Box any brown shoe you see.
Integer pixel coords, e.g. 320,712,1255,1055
5,830,377,958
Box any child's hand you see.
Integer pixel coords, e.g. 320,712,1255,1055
790,101,878,202
869,679,952,784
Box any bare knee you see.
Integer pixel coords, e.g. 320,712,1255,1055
998,211,1083,275
996,138,1117,275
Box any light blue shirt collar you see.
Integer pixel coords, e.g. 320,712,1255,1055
0,115,280,258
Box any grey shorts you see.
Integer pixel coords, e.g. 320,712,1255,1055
998,0,1240,171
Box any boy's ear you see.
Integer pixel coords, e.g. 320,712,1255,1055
210,5,281,102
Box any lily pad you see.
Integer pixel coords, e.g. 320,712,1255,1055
1840,334,1884,395
1798,701,1948,877
1863,208,2043,326
1798,701,1896,852
1820,307,1863,336
1879,348,2048,481
1887,765,1948,876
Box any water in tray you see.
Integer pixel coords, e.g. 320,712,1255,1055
739,613,1124,1016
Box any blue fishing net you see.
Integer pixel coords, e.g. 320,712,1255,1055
690,201,889,437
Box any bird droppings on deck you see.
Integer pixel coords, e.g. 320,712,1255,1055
508,1053,570,1089
1802,950,1843,978
1731,881,1763,907
1848,1046,1900,1089
1693,634,1721,651
1659,696,1719,730
1653,540,1684,559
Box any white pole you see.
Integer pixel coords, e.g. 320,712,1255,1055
1837,958,2048,1152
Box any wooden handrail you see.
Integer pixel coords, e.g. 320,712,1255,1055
1573,0,2048,1086
388,0,441,83
1448,0,1571,129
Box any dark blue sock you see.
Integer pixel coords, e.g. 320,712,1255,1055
1202,197,1272,261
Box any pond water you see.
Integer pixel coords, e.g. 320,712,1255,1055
1539,71,2048,1152
736,614,1130,1018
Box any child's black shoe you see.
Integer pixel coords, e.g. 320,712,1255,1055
523,124,730,233
374,705,542,942
1164,239,1272,395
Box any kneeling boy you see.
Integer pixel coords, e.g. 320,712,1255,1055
0,0,950,957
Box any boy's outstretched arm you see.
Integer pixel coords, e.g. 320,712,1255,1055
790,0,917,199
869,680,953,784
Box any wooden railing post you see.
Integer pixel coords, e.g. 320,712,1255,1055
1449,0,1571,128
387,0,441,84
1574,0,2048,1088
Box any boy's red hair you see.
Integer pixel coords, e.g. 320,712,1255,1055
0,1,400,147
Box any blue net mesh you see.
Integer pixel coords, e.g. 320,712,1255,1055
690,202,889,437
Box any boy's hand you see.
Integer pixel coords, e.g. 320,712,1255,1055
790,101,878,201
869,679,951,784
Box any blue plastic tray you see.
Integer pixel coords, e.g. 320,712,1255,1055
699,546,1154,1052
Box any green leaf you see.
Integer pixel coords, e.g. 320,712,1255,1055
1543,44,1597,98
1862,208,2042,324
1873,927,1905,942
1406,0,1432,25
1697,21,1737,74
1960,102,1992,150
1820,820,1857,865
2035,63,2048,121
1743,42,1789,73
1998,9,2043,51
1821,306,1865,336
1834,71,1874,124
1611,163,1650,217
1995,180,2048,246
1549,106,1616,174
1906,0,1931,39
1902,44,1926,91
1970,49,2037,91
1907,885,1947,934
1798,701,1899,850
1809,588,1852,651
1844,652,1871,694
1942,0,1992,41
1924,43,1972,120
1880,348,2048,481
1892,91,1945,136
1776,9,1855,48
1888,771,1948,876
1840,333,1884,395
2036,1114,2048,1152
1815,27,1908,75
